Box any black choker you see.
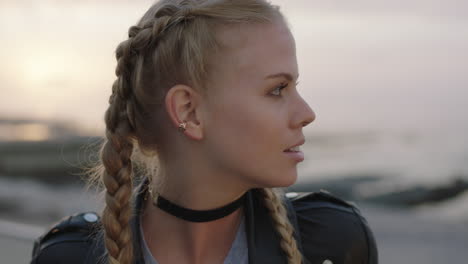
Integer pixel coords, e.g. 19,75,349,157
153,193,247,222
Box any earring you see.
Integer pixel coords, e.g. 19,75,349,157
178,121,187,132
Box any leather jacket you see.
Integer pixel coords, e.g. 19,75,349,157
31,181,378,264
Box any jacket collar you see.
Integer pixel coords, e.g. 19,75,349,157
129,179,290,264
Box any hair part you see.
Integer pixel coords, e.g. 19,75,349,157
91,0,302,263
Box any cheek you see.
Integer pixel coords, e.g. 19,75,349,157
205,95,293,185
217,97,282,150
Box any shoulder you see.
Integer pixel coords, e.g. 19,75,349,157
285,190,379,264
30,212,105,264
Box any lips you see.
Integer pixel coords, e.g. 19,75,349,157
284,146,300,152
283,138,305,152
283,148,305,162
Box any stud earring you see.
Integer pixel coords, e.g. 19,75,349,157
178,121,187,132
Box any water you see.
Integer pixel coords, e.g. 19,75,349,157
300,128,468,185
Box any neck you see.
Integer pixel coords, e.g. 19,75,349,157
154,191,247,222
153,154,251,210
140,158,250,263
141,195,245,264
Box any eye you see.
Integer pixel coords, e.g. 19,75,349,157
270,83,288,96
270,81,299,97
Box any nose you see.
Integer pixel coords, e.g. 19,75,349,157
292,92,316,128
301,103,316,127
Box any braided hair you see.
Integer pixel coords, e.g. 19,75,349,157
93,1,304,263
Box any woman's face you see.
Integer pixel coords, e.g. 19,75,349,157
201,21,316,189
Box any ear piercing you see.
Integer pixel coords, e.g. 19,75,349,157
178,121,187,132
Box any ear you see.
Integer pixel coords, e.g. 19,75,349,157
164,84,204,140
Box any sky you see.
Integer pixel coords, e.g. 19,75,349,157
0,0,467,135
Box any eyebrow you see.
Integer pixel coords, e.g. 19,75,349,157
264,72,299,81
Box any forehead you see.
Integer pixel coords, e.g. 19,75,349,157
211,21,298,85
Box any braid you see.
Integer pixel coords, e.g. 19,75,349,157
101,95,136,264
261,188,303,264
102,79,137,264
101,125,134,264
123,6,197,56
102,20,138,264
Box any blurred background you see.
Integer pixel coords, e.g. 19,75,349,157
1,0,467,263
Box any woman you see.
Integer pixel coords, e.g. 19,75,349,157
31,0,378,263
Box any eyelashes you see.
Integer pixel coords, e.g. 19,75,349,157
271,83,288,96
270,81,300,97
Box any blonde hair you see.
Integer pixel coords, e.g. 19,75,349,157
92,0,303,263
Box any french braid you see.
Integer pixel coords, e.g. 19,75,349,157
101,7,199,264
101,33,136,264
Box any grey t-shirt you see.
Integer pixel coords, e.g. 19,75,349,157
139,216,248,264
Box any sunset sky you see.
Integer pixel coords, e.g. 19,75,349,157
1,0,467,135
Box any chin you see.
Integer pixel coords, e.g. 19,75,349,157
278,174,298,187
261,171,298,189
